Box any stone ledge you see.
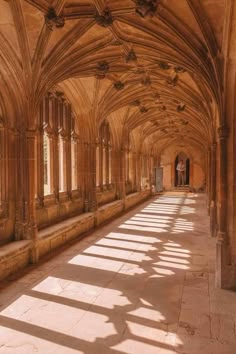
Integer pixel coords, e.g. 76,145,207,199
0,240,31,281
0,191,152,281
38,213,95,257
96,200,124,225
125,189,151,210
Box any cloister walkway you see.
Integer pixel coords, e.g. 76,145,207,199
0,193,235,354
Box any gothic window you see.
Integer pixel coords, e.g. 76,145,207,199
96,145,100,187
71,116,79,191
58,136,66,192
71,139,78,190
96,121,112,189
43,133,51,195
36,91,80,203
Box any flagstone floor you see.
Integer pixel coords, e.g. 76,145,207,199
0,192,235,354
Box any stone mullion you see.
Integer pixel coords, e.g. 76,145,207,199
133,152,137,190
216,126,228,288
136,153,142,191
36,102,44,207
25,130,38,262
65,105,72,198
126,150,129,182
149,155,153,189
105,145,109,186
14,129,25,240
99,143,103,189
66,136,72,197
36,128,44,206
112,149,118,197
78,140,83,197
89,142,98,211
83,142,89,212
210,143,217,237
120,149,126,199
52,98,59,201
206,147,211,214
113,149,122,199
109,147,112,185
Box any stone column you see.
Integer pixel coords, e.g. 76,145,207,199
65,105,72,199
89,142,98,211
113,149,125,200
83,141,89,212
25,130,38,263
36,127,44,207
206,147,211,215
105,145,109,187
133,152,137,191
136,153,142,191
210,143,217,237
215,125,229,288
14,129,25,241
120,148,126,200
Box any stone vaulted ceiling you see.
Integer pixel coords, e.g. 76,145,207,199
0,0,227,153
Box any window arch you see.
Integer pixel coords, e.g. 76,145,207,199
36,90,80,204
96,121,112,189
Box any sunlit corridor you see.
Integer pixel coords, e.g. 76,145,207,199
0,193,235,354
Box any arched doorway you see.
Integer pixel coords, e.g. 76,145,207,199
174,152,190,186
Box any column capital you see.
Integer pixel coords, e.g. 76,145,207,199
211,142,217,151
218,125,228,140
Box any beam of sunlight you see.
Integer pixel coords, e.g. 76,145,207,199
0,325,80,354
128,307,165,322
164,242,181,247
96,237,155,252
164,246,190,254
153,200,183,205
105,232,161,244
32,276,104,300
69,253,127,272
1,295,118,343
127,321,176,346
159,256,189,264
138,213,173,220
160,251,191,258
130,216,171,226
124,220,169,229
184,199,196,204
180,206,195,214
119,224,168,233
145,205,179,210
112,338,174,354
69,254,148,274
155,261,189,270
83,245,152,262
141,209,176,216
140,298,153,307
172,227,194,232
142,209,178,215
152,267,175,275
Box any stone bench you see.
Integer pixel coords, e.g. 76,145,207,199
0,240,31,281
125,190,151,209
38,212,95,257
0,190,152,281
96,200,124,225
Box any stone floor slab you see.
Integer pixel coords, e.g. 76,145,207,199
0,193,235,353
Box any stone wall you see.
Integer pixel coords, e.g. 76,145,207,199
160,145,206,191
0,191,151,281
